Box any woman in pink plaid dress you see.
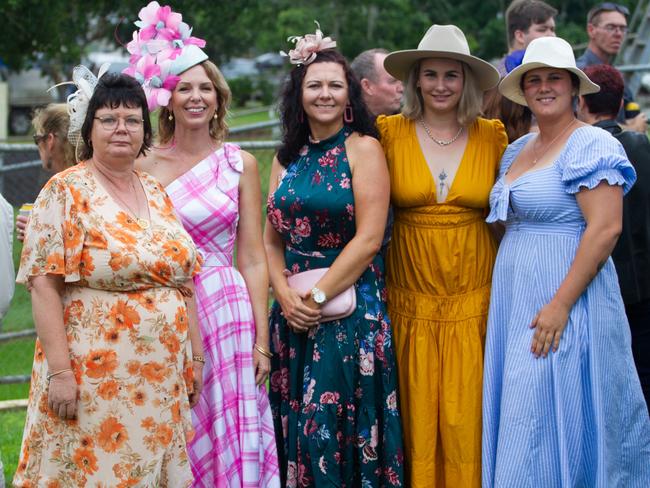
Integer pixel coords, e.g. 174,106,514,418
132,4,280,484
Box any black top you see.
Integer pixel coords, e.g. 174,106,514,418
594,119,650,305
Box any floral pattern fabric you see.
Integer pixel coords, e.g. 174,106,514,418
267,127,405,487
14,162,201,487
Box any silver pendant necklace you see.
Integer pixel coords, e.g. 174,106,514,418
419,117,463,146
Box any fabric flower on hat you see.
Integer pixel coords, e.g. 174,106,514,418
122,1,207,111
123,54,180,111
280,21,336,66
135,1,182,41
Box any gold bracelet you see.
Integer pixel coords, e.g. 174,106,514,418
254,343,273,359
192,354,205,364
46,368,73,382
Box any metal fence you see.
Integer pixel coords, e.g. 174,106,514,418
0,135,279,392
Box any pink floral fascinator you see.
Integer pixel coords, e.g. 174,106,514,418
280,21,337,66
123,1,208,111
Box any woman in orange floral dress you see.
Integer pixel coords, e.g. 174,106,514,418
13,73,204,487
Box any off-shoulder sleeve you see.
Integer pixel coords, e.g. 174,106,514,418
560,127,636,195
16,175,84,284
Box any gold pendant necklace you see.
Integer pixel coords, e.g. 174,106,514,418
419,117,463,146
93,164,150,229
531,119,576,165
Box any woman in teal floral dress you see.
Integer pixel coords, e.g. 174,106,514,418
263,36,404,487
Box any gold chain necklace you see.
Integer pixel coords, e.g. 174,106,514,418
419,117,463,147
531,119,576,165
93,164,150,229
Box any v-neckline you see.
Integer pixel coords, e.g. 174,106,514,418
85,162,153,227
413,119,473,205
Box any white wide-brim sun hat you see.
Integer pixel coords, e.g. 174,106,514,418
383,24,500,91
499,36,600,106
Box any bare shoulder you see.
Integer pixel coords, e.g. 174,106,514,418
345,132,385,173
345,131,382,152
240,149,259,171
135,150,158,173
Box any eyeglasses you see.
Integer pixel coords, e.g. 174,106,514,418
597,23,628,34
588,3,630,23
94,115,144,132
32,134,47,145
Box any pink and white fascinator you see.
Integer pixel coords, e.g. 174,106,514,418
123,1,208,111
280,21,337,66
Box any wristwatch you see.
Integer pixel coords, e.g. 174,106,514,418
311,287,327,305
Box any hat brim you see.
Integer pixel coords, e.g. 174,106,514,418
384,49,500,91
499,62,600,106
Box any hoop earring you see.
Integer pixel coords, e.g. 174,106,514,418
344,104,354,124
168,112,174,121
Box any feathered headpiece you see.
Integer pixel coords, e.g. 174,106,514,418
280,21,337,66
123,1,208,111
49,63,111,148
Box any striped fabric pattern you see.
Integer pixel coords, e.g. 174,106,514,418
166,144,280,487
482,126,650,487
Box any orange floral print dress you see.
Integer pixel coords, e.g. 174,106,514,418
14,162,201,488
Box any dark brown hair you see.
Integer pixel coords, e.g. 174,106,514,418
79,73,152,161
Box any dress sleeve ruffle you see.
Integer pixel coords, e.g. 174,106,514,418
16,173,84,284
560,127,636,195
223,143,244,174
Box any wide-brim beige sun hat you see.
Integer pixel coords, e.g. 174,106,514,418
383,24,500,91
499,36,600,106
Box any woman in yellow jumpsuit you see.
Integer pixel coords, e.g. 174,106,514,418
378,25,507,487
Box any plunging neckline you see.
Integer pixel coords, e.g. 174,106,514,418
413,120,473,204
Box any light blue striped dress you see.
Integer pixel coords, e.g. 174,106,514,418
482,126,650,487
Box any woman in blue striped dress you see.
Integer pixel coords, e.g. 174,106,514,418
482,37,650,487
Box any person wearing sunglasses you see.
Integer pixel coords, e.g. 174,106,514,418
576,2,647,134
16,104,77,242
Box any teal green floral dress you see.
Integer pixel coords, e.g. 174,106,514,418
267,127,404,487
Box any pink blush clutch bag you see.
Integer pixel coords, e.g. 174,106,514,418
286,268,357,321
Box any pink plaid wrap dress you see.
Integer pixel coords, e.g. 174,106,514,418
165,144,280,487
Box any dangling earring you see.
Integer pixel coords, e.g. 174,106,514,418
168,112,174,121
298,110,304,123
344,104,354,124
213,111,218,120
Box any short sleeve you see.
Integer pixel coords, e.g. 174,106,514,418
16,174,84,284
375,115,391,148
560,126,636,195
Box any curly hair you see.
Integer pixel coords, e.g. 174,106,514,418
277,49,378,167
582,64,624,119
158,60,231,145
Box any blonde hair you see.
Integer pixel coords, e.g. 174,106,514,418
158,60,232,144
401,59,484,127
31,103,76,167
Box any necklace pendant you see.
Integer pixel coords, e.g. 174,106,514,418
137,218,150,229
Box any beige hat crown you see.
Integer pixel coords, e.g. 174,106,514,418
383,24,499,91
499,36,600,106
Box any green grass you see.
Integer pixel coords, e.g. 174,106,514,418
228,108,274,127
1,409,26,484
